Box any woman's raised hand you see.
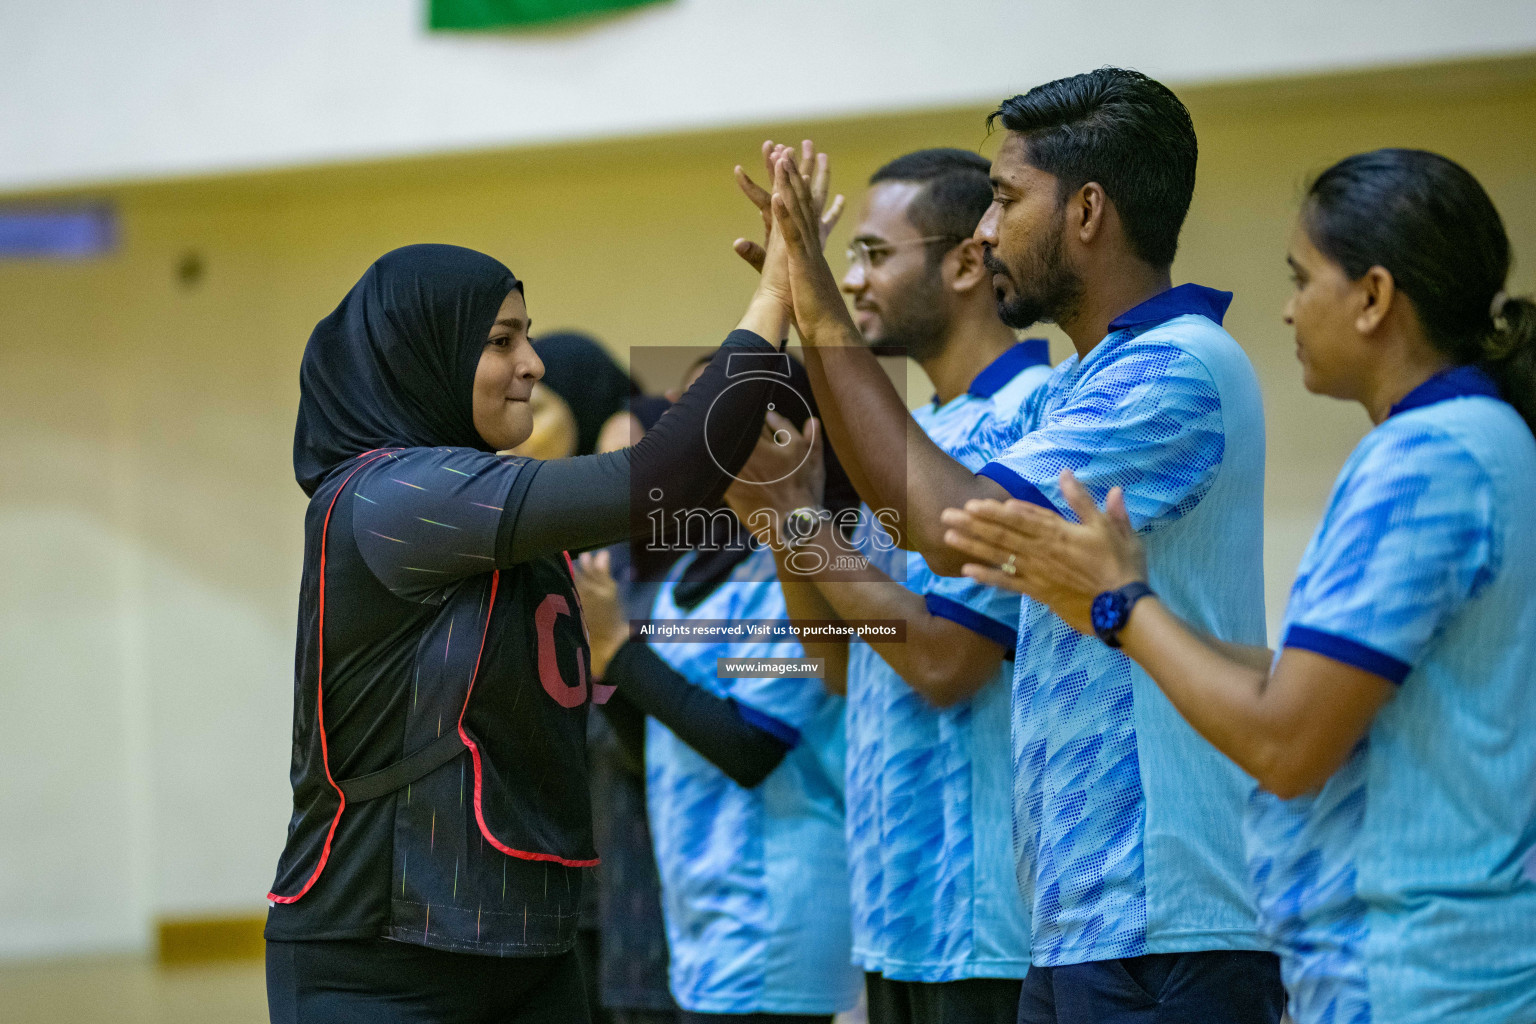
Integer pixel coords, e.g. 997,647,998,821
734,139,845,273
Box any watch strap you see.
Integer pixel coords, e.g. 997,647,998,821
1097,581,1154,648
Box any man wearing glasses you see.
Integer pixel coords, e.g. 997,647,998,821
733,148,1048,1024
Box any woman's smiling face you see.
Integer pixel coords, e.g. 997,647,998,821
472,289,544,451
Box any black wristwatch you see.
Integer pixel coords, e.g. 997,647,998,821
1090,582,1154,648
782,506,825,551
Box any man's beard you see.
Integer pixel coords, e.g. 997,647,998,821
863,272,948,363
983,206,1084,330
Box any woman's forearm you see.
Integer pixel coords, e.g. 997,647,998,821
939,481,1392,797
1117,599,1391,798
737,291,790,345
1202,634,1277,672
605,641,794,789
499,330,777,564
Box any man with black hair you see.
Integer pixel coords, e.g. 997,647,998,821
730,147,1047,1024
763,70,1284,1023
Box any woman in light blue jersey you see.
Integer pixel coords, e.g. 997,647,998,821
940,149,1536,1024
575,354,865,1024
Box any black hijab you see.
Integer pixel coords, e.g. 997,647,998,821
293,244,521,496
531,332,639,457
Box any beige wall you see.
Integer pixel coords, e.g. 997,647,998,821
2,54,1533,955
9,0,1536,193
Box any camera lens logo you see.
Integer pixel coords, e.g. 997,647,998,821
705,351,815,483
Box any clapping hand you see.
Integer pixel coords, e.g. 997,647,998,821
939,470,1148,635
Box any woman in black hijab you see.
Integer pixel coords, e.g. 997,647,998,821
264,243,789,1024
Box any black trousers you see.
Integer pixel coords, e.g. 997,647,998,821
613,1013,683,1024
1016,950,1284,1024
266,937,589,1024
865,973,1024,1024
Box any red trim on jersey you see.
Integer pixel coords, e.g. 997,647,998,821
268,449,394,905
458,568,601,868
270,449,597,905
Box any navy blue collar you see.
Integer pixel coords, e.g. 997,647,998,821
1108,283,1233,331
966,339,1050,398
1388,364,1502,419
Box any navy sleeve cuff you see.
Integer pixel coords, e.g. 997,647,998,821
732,700,801,747
977,463,1064,517
1283,625,1412,685
924,593,1018,656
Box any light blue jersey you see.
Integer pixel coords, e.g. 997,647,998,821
1249,366,1536,1024
646,548,861,1015
978,285,1268,966
846,342,1049,982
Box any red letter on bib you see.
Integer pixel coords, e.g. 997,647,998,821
536,594,587,708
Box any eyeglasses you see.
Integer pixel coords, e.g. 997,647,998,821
845,235,963,269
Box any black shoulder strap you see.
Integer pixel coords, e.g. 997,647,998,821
337,731,467,804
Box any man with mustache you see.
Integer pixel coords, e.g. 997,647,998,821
762,70,1283,1023
732,147,1047,1024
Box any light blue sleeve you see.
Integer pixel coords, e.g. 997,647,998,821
979,343,1225,532
1282,427,1498,684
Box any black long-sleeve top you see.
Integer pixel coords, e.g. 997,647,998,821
266,330,779,956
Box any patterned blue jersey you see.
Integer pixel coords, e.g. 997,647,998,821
1249,367,1536,1024
978,285,1268,966
845,342,1049,982
645,547,860,1014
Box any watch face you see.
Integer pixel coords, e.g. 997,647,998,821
784,507,821,548
1091,591,1124,633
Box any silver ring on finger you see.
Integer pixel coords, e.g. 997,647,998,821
1000,553,1018,577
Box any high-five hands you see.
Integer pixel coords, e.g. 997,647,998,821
734,139,845,272
939,469,1149,635
770,149,862,346
733,141,844,343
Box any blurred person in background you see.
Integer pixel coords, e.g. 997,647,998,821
731,147,1046,1024
763,69,1284,1022
574,352,866,1024
587,393,681,1024
942,147,1536,1024
264,237,792,1024
515,332,679,1024
513,332,640,462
